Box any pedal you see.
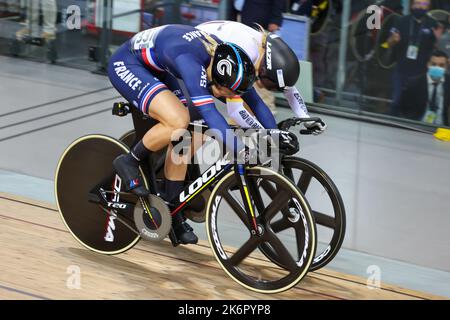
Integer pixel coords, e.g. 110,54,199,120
112,102,131,117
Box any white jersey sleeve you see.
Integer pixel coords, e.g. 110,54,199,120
226,97,264,129
283,86,310,118
226,87,310,129
196,20,262,64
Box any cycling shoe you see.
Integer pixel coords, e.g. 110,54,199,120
112,154,150,198
172,213,198,245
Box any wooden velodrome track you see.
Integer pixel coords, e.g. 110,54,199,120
0,192,443,300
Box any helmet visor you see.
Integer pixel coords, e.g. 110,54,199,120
233,73,256,95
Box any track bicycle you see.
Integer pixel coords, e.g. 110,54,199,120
55,102,318,293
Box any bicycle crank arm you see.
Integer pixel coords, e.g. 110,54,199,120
89,187,135,216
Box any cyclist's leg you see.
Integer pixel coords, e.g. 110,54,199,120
160,75,206,166
109,51,196,244
150,73,192,201
107,44,187,197
151,74,199,244
145,90,199,244
145,90,190,187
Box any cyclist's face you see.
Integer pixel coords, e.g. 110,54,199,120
257,78,279,91
211,84,235,98
257,57,280,92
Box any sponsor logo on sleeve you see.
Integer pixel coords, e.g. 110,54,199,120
266,42,272,70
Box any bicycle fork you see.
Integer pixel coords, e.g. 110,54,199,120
235,164,261,236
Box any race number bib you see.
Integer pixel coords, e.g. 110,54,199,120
406,45,419,60
131,26,165,50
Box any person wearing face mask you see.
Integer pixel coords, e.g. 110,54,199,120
386,0,443,118
422,50,450,125
397,50,450,126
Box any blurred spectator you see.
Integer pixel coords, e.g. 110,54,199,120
240,0,286,114
397,50,449,126
226,0,241,21
437,14,450,64
241,0,285,32
234,0,245,12
387,0,443,117
431,0,450,12
290,0,328,103
16,0,57,41
291,0,313,16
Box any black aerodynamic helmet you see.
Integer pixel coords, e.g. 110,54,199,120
258,33,300,91
212,42,256,95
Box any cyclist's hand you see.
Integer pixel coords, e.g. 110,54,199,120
277,130,299,155
304,118,327,135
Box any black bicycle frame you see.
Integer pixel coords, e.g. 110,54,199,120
125,107,260,239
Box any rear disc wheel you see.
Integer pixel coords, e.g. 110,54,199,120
55,134,141,255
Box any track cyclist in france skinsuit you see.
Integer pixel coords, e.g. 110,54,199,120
196,20,327,132
107,24,278,244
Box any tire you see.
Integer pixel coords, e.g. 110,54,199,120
118,129,136,147
259,157,346,271
206,166,317,293
55,134,141,255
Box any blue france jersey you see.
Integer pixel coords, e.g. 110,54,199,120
124,24,276,153
129,25,243,152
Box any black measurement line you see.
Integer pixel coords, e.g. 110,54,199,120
0,95,120,131
0,86,113,118
0,105,114,142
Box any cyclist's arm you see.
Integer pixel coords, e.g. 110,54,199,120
174,54,244,154
284,86,327,134
229,86,326,134
227,86,310,129
227,87,310,127
226,96,264,129
241,88,278,129
283,86,310,118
